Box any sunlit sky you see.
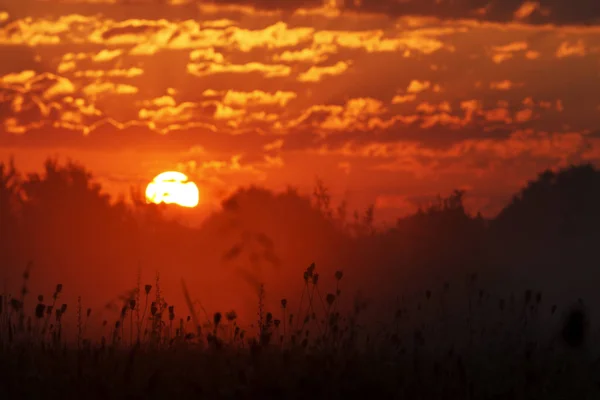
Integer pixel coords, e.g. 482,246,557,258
0,0,599,221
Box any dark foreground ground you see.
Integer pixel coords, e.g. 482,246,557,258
2,282,600,400
0,336,598,399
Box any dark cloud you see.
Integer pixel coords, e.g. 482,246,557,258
3,0,599,25
206,0,600,25
0,120,279,159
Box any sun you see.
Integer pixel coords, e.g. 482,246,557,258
145,171,200,208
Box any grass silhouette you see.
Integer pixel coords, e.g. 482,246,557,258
0,262,599,399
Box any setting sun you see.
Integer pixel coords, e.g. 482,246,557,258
145,171,199,208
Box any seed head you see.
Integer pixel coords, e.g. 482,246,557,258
225,310,237,321
326,293,336,306
312,273,319,285
144,285,152,295
213,312,222,326
335,271,343,281
55,284,63,294
35,304,46,319
10,298,22,312
129,299,136,310
37,295,44,302
281,298,287,308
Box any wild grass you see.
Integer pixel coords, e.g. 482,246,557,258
0,262,598,400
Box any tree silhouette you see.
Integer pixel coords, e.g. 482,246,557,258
0,157,23,268
12,158,139,302
493,164,600,242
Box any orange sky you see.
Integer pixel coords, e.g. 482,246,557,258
1,0,599,223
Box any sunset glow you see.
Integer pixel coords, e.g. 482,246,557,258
145,171,200,207
0,0,598,220
2,3,600,395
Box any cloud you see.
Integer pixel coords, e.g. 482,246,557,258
187,62,291,78
406,80,431,94
392,94,417,104
92,49,124,62
188,0,600,25
556,40,587,58
222,90,297,107
73,68,144,78
490,80,523,90
82,82,138,97
513,2,541,21
297,61,350,82
515,108,534,122
227,22,314,51
189,48,226,63
284,97,388,132
273,44,337,63
307,129,595,177
491,41,534,63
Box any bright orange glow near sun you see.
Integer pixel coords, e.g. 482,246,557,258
145,171,200,208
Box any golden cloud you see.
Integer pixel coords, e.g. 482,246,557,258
273,44,338,63
490,80,523,90
297,61,350,82
286,98,385,131
513,2,540,20
228,22,314,52
189,48,226,63
406,80,431,93
92,49,124,62
73,68,144,78
222,90,297,107
392,94,417,104
82,82,138,97
138,102,200,124
187,62,291,78
515,108,534,123
556,40,587,58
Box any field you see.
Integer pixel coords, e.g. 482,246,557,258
1,263,598,399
